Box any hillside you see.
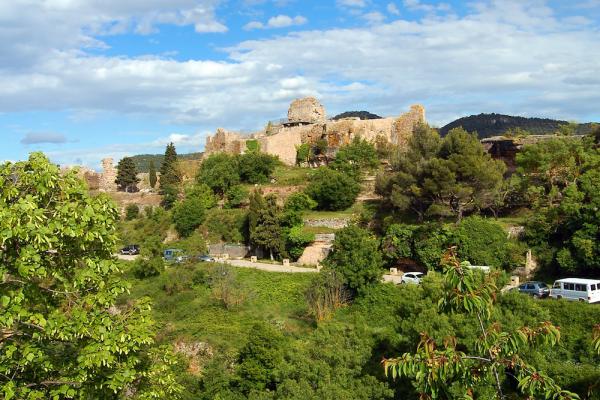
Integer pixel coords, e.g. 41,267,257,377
332,111,382,120
130,152,203,172
439,113,596,138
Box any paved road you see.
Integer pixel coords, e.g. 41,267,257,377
224,259,319,274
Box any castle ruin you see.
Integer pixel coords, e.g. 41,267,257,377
99,158,118,192
204,97,426,165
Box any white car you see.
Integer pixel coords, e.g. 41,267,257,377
401,272,424,285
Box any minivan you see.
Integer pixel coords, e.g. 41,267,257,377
550,278,600,303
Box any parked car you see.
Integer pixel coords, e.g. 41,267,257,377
163,248,184,262
120,244,140,255
516,281,550,298
195,254,215,262
401,272,424,285
550,278,600,303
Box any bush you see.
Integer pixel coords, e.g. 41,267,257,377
133,257,165,279
305,167,361,211
224,185,249,209
285,226,315,261
305,269,349,322
173,197,207,237
197,153,240,196
453,216,523,270
125,204,140,220
284,192,317,212
325,225,383,293
208,265,250,309
238,152,279,184
202,208,248,243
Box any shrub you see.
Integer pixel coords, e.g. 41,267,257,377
202,208,248,243
224,185,249,209
238,152,280,184
295,143,310,165
284,192,317,212
305,269,349,322
285,226,315,261
173,197,207,237
125,203,140,220
133,257,165,279
381,224,417,266
197,153,240,196
305,167,361,211
325,225,383,293
208,265,250,309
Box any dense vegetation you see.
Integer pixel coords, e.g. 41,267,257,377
6,123,600,399
129,152,203,173
332,111,382,120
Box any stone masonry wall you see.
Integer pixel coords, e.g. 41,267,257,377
202,97,426,165
99,158,117,192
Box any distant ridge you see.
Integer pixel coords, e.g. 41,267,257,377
130,152,203,173
332,111,382,120
439,113,596,138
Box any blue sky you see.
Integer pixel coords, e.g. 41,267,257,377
1,0,599,169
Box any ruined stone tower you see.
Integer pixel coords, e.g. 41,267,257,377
99,158,117,192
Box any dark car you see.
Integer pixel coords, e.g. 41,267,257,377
517,281,550,298
195,254,215,262
120,244,140,255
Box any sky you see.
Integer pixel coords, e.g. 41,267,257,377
1,0,600,169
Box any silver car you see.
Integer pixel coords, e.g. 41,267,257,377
517,281,550,298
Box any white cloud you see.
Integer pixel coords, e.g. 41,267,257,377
387,3,401,15
244,14,307,30
362,11,386,24
2,0,600,148
403,0,451,13
337,0,367,8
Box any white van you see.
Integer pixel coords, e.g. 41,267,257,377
550,278,600,303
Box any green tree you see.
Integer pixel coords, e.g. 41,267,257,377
196,153,240,196
330,136,379,179
376,125,505,221
305,167,361,211
296,143,310,165
248,189,268,236
238,151,280,184
0,153,181,399
224,185,249,209
149,160,157,189
251,194,285,260
285,225,315,260
172,197,207,237
237,323,285,394
160,142,181,189
115,156,140,192
125,203,140,220
383,250,579,400
325,225,383,293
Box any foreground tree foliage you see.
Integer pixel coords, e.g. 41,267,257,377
383,249,579,400
0,153,182,399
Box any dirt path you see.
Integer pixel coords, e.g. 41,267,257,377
224,259,318,274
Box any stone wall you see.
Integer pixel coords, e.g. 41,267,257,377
99,158,117,192
202,97,426,165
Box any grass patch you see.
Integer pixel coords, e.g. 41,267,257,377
303,209,355,219
271,165,310,186
300,225,338,235
120,261,313,354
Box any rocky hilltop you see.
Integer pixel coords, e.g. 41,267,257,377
440,113,595,138
205,97,425,165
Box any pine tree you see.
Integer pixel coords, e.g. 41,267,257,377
160,142,181,189
251,194,285,260
149,160,157,189
115,156,140,192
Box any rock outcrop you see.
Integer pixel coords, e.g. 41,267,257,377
287,97,326,124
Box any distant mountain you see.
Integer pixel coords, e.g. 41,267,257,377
439,113,596,138
130,152,203,173
332,111,382,120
